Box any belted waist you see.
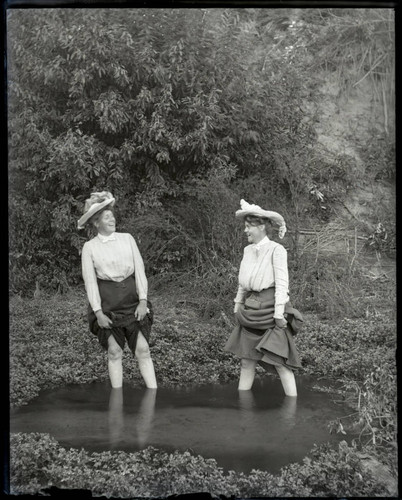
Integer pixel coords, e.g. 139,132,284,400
244,288,276,310
97,274,135,288
240,288,303,335
246,287,275,301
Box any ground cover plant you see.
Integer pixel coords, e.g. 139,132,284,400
9,433,387,498
8,275,397,497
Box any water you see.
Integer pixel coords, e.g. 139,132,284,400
10,377,352,474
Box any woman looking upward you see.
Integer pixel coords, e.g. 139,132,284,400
78,191,157,389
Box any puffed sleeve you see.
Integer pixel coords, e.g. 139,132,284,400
128,234,148,301
81,242,102,312
272,244,289,319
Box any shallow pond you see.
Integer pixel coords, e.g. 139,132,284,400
10,376,352,474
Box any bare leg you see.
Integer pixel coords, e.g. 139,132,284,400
135,331,157,389
275,365,297,396
107,335,123,388
238,358,257,390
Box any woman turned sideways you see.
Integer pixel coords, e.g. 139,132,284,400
225,199,303,396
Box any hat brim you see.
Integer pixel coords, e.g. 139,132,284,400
235,208,285,227
77,198,115,229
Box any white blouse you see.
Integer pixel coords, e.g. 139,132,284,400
234,236,289,319
81,232,148,312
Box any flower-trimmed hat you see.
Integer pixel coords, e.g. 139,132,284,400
77,191,115,230
235,199,287,239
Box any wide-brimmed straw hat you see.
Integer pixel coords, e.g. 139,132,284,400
235,199,287,239
77,191,115,230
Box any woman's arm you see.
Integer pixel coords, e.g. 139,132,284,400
272,245,289,319
234,283,247,312
128,234,148,300
82,243,113,328
81,242,102,312
129,234,148,320
234,248,249,312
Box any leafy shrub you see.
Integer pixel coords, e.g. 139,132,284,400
297,312,397,465
9,7,394,298
279,441,388,497
9,432,390,497
8,7,318,295
337,365,397,474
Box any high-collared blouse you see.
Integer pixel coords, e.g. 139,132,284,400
234,236,289,319
81,232,147,313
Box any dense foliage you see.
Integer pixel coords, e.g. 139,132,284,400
8,7,395,299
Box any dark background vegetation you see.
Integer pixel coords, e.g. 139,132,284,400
8,6,396,498
8,8,395,314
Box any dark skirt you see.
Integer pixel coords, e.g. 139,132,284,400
224,287,302,371
87,274,153,353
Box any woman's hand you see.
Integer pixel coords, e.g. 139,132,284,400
95,310,113,329
275,318,287,329
135,300,148,321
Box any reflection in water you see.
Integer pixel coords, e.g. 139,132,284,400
238,390,257,430
108,388,124,448
238,390,297,432
11,378,351,474
108,387,157,449
278,396,297,428
238,390,256,410
135,388,157,447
